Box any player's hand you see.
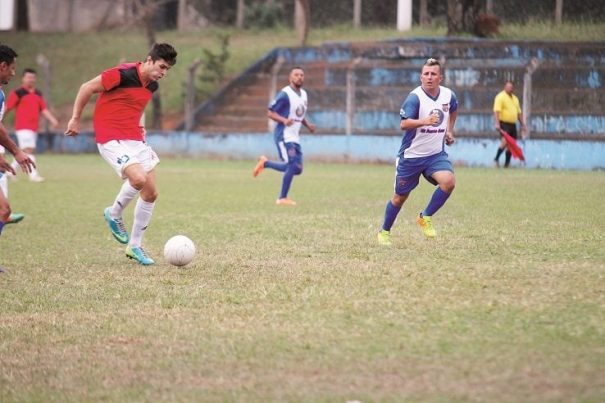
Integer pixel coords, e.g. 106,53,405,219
307,123,316,133
425,113,439,126
521,125,528,139
284,118,294,127
445,132,455,146
0,155,16,176
65,117,80,136
13,150,35,174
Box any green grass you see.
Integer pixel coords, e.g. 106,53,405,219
1,21,604,121
0,155,604,401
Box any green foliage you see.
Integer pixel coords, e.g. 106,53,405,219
0,155,604,401
244,1,284,29
196,33,230,100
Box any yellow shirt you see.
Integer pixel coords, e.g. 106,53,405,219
493,90,521,124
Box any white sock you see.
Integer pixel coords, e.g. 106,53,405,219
129,198,155,248
27,154,39,179
109,180,139,219
0,174,7,198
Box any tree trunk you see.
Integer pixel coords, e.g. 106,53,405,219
446,0,482,36
295,0,310,47
419,0,429,26
177,0,187,31
353,0,361,28
236,0,245,29
555,0,563,25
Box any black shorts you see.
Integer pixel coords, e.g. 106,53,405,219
499,121,518,139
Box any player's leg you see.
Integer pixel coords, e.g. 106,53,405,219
0,166,25,225
494,136,507,167
276,143,302,205
0,187,11,236
16,130,43,182
417,155,455,238
125,167,157,265
253,141,289,177
378,158,421,245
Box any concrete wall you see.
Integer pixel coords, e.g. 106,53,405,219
37,132,605,171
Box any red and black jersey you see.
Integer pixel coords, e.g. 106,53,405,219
94,62,158,144
5,86,47,131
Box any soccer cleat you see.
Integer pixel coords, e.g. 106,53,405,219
104,207,129,244
417,214,436,238
6,213,25,224
29,175,45,183
125,245,155,266
252,155,268,177
276,198,296,206
377,229,392,246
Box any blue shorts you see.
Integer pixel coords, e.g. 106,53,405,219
394,151,453,195
276,141,303,165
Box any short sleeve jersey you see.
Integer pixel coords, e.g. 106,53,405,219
493,90,521,124
94,62,158,144
5,87,47,131
268,85,308,144
399,85,458,158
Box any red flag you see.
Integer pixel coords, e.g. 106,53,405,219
499,129,525,161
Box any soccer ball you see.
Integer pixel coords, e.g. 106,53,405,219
163,235,196,267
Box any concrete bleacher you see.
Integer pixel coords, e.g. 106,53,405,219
184,38,605,142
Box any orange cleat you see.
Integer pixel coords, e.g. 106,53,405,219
253,155,268,177
276,198,296,206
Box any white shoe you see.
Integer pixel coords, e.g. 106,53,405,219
29,175,45,183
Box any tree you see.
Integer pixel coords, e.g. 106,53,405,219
236,0,245,29
447,0,481,36
294,0,310,47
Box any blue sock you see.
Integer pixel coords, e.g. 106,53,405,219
265,161,288,172
279,166,296,199
0,221,4,235
382,201,401,231
422,187,451,217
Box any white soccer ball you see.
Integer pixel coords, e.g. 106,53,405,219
163,235,196,267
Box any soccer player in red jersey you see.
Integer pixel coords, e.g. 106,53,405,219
5,68,59,182
0,44,36,246
65,43,177,266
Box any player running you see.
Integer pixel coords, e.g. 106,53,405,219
253,67,316,205
65,43,177,265
0,44,36,241
378,58,458,246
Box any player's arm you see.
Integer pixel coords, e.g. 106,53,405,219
302,118,316,133
41,108,59,129
446,110,457,146
493,95,502,130
65,75,105,136
399,94,437,130
0,122,34,174
267,91,293,126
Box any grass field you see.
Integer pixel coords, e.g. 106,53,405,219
0,155,604,401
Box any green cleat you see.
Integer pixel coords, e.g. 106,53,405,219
6,213,25,224
417,214,436,238
125,245,155,266
104,207,129,244
377,229,392,246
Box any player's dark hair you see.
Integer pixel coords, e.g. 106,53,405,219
0,44,18,65
148,43,177,66
22,67,36,76
291,66,304,73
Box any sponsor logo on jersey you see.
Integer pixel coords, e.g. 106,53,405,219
442,103,449,112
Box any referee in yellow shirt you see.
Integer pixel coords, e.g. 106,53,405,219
493,81,527,167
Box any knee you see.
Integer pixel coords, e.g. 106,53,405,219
128,174,147,191
441,178,456,193
141,189,158,203
391,194,407,208
294,163,303,175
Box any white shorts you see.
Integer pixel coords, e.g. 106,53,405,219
0,145,4,154
97,140,159,179
16,129,37,149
